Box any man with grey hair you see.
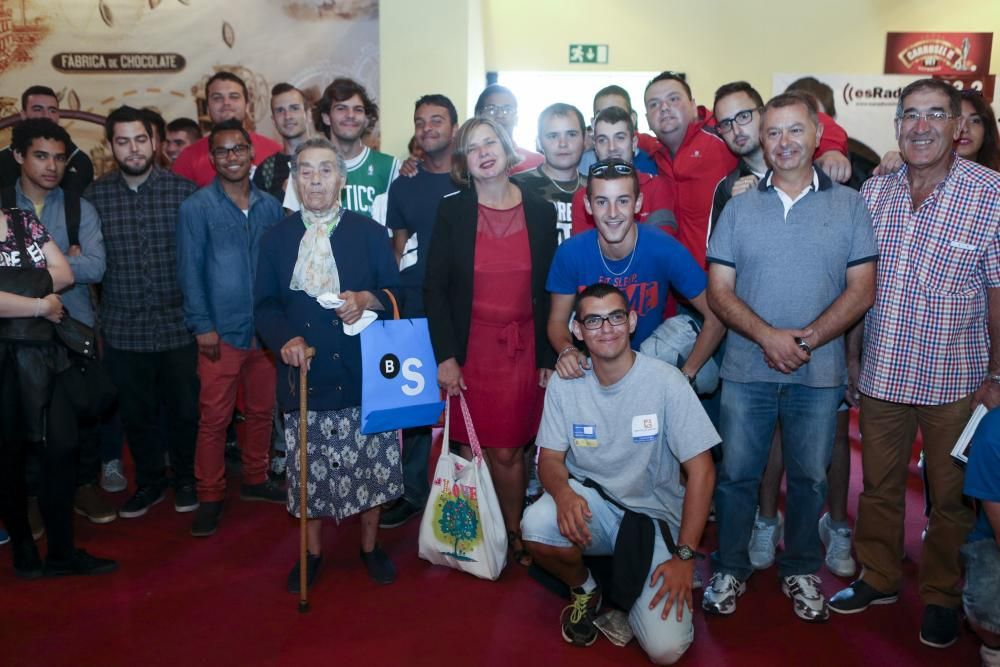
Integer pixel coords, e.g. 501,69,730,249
831,78,1000,650
704,91,877,623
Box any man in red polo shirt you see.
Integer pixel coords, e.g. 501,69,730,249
638,72,851,267
173,71,282,187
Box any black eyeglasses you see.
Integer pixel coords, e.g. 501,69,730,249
589,159,634,176
576,310,629,330
211,144,250,159
716,108,762,134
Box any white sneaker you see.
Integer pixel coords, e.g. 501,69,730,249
818,513,856,578
100,459,128,493
782,574,829,622
702,572,746,615
748,509,783,570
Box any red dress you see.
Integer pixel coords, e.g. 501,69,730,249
449,203,544,448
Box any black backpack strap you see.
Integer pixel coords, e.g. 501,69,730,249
64,188,81,248
0,186,16,210
579,476,679,555
5,208,33,269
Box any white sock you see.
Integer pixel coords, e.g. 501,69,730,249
579,570,597,593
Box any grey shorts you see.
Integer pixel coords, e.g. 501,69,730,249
962,538,1000,635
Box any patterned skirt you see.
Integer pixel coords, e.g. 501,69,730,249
284,406,403,522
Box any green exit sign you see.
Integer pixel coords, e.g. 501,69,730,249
569,44,608,64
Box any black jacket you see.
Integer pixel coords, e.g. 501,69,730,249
423,182,558,369
709,158,759,239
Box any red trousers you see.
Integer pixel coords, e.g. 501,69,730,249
194,343,276,502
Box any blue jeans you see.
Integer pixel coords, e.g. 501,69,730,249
712,380,842,580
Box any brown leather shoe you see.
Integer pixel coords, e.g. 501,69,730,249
74,483,118,524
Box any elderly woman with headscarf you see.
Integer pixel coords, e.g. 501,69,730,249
254,137,402,592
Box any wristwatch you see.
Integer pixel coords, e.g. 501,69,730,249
674,544,701,561
990,374,1000,385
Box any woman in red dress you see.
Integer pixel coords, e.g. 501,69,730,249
424,118,558,566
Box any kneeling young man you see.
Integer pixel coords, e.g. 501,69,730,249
522,283,718,664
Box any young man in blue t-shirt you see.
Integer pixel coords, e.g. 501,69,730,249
963,408,1000,665
546,158,724,383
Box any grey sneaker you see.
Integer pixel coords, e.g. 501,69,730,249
748,508,783,570
702,572,746,616
782,574,829,622
100,459,128,493
818,513,856,577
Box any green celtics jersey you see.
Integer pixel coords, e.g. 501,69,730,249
341,146,401,223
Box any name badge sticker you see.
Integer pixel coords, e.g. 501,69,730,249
632,414,659,443
573,423,598,448
949,240,977,251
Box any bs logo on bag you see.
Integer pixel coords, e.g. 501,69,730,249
379,353,425,396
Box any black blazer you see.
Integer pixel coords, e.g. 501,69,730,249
423,182,558,369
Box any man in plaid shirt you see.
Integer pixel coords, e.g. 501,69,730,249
831,79,1000,649
84,106,201,520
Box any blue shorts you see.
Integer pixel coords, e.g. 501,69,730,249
962,539,1000,635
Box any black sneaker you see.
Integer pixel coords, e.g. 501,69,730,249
118,484,166,519
174,484,200,513
561,585,602,647
240,480,286,504
287,553,323,593
12,539,43,580
919,604,959,648
190,501,224,537
44,549,118,577
360,544,396,585
378,499,421,529
829,579,898,614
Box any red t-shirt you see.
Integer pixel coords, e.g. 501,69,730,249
570,172,676,237
172,131,283,187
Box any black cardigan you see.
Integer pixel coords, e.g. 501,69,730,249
423,182,558,369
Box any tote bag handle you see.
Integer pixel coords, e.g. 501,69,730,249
443,391,483,462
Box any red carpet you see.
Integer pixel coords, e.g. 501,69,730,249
1,417,981,667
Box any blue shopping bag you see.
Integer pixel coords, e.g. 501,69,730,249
360,317,444,434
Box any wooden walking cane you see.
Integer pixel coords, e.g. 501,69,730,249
298,346,316,613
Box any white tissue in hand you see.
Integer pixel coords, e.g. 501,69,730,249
343,310,378,336
316,292,345,309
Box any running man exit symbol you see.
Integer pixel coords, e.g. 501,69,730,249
569,44,608,64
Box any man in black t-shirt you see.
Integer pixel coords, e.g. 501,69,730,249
513,103,586,244
251,83,310,201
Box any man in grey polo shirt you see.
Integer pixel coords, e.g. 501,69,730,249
702,92,877,623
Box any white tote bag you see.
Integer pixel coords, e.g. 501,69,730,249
418,393,507,580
